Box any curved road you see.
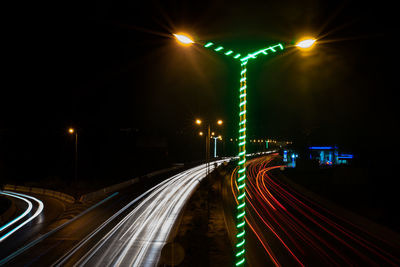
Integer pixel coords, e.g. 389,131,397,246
1,160,229,266
0,191,64,261
55,160,229,267
223,154,400,266
0,191,44,242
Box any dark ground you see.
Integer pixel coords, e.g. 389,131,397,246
0,197,11,215
171,168,232,267
283,165,400,234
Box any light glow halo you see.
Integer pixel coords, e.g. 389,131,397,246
296,38,316,49
173,33,194,46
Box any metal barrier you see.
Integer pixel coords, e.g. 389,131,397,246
79,166,183,202
3,185,75,204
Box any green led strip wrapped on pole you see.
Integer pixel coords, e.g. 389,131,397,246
202,40,284,266
236,60,247,266
173,34,316,266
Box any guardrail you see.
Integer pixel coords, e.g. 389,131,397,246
2,166,184,204
79,165,183,202
2,185,75,204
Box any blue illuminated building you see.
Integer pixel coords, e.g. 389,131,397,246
283,146,354,168
283,149,298,168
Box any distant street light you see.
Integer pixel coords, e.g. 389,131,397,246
212,135,223,158
175,32,316,266
211,137,219,158
68,128,78,183
195,119,223,175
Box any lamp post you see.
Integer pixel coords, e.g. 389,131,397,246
68,128,78,183
195,118,223,176
211,135,223,158
175,33,316,266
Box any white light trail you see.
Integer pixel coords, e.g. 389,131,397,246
0,191,44,242
73,160,229,267
0,192,32,233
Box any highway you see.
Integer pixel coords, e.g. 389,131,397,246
225,154,400,266
6,155,397,267
56,160,228,267
1,160,228,266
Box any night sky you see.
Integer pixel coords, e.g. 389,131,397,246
1,0,399,182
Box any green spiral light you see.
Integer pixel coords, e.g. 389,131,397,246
203,41,284,266
235,60,247,266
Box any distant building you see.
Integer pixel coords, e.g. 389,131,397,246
283,146,354,168
283,149,298,168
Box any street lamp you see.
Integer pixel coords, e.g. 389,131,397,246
211,135,223,158
296,37,317,49
68,127,78,183
176,33,315,266
173,33,195,46
195,118,223,175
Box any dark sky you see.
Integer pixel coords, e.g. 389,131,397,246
3,0,399,152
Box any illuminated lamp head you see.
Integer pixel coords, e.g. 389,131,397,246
296,37,317,50
173,33,194,46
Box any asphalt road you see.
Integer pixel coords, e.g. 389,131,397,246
0,191,64,258
54,160,229,267
222,154,400,267
0,174,169,266
0,160,229,267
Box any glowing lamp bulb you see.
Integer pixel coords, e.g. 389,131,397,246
296,38,316,49
173,33,194,46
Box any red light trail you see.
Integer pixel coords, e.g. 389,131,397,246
231,154,400,266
